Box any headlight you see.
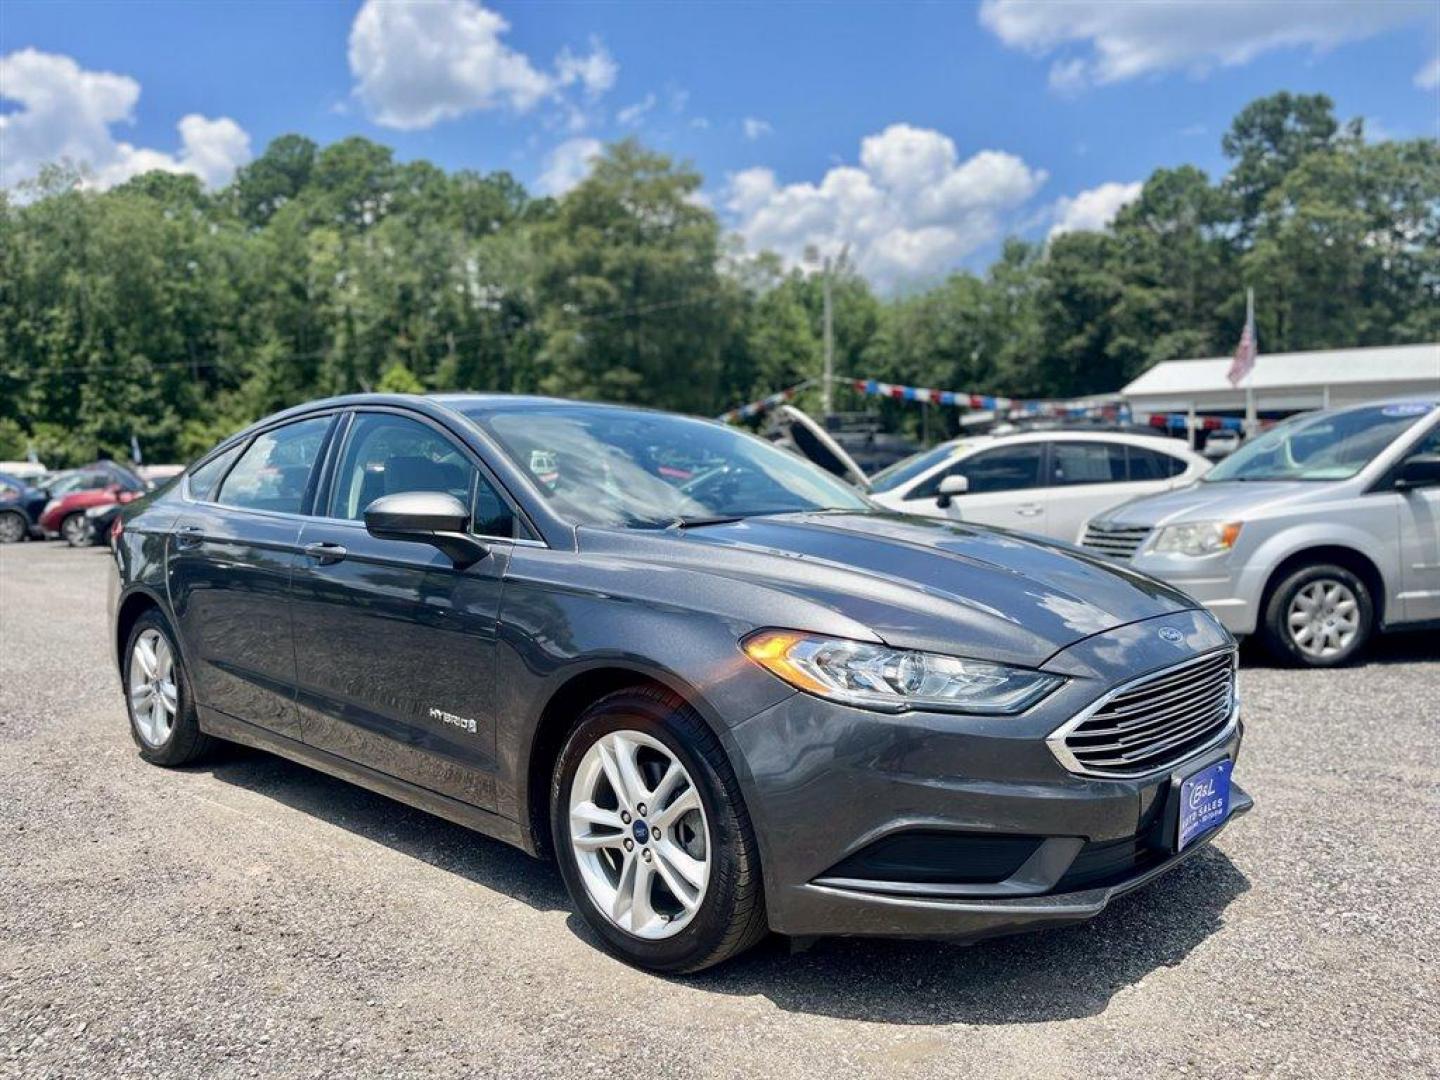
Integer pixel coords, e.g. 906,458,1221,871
742,630,1063,714
1150,521,1242,557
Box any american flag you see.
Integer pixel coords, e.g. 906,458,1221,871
1227,288,1257,386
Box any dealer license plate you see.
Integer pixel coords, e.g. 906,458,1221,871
1177,759,1232,851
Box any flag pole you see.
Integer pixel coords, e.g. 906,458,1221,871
1243,287,1257,435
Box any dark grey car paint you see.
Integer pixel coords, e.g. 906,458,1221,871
110,392,1247,942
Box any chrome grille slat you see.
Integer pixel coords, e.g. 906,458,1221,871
1080,522,1152,560
1051,648,1238,778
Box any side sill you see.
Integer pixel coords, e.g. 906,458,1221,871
199,707,532,853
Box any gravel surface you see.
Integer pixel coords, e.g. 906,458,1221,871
2,540,1437,1079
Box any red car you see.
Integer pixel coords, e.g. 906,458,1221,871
39,468,147,546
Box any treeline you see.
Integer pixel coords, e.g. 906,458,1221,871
0,92,1435,466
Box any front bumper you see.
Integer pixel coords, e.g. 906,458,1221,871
730,609,1250,939
1125,552,1255,635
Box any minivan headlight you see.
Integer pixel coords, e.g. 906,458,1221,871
742,630,1062,715
1150,521,1242,557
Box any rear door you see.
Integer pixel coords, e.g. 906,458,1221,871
1396,424,1440,623
289,408,526,809
168,414,335,739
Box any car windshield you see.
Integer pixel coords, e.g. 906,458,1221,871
462,404,871,528
1204,403,1437,483
867,441,968,493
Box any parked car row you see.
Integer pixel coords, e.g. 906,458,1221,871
0,462,179,547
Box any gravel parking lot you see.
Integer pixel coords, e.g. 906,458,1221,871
1,540,1437,1079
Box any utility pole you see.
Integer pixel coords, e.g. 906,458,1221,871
821,255,834,419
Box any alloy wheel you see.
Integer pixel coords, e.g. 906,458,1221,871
567,729,710,940
61,514,88,546
1287,578,1360,659
129,628,179,747
0,512,25,543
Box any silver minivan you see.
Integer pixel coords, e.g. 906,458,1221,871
1081,398,1440,666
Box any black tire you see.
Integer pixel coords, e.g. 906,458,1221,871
0,510,26,544
1261,562,1374,667
60,512,89,547
550,686,768,973
122,610,216,766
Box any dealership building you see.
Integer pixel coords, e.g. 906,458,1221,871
1120,342,1440,422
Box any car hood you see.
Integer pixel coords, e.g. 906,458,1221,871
1099,479,1329,527
581,511,1199,667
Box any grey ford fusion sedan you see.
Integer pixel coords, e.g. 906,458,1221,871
109,393,1249,972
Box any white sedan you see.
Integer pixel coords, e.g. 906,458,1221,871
866,430,1211,543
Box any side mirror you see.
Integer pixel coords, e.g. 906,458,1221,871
105,482,123,495
363,491,488,568
935,473,969,509
1395,452,1440,491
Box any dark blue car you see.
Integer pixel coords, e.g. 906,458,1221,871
0,471,47,543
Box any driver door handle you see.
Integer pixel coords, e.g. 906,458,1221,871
303,541,348,565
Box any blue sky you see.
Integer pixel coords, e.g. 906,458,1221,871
3,1,1437,288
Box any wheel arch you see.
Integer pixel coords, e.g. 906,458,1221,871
1258,544,1386,629
522,663,735,862
113,586,170,675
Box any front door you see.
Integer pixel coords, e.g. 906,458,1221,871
289,410,522,809
168,415,335,740
938,443,1049,535
1397,425,1440,623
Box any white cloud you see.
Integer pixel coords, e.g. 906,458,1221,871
556,37,618,97
725,123,1046,289
348,0,617,130
742,117,774,140
980,0,1426,91
1048,180,1142,240
616,93,657,127
0,48,251,190
537,137,602,196
1418,55,1440,91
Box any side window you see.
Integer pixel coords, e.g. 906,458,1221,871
329,414,475,521
914,445,1045,496
1050,442,1126,486
187,444,242,502
1127,445,1185,480
472,474,520,539
216,417,330,514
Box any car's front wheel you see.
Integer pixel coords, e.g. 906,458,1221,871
60,512,89,547
0,510,26,544
1261,563,1374,667
550,687,767,973
124,611,215,765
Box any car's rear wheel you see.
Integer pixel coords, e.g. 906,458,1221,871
0,510,26,543
1261,563,1373,667
124,611,214,765
60,512,89,547
550,687,767,973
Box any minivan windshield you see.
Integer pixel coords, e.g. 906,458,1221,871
1204,402,1436,483
463,404,871,528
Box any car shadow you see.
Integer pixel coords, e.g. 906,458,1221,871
657,845,1251,1024
203,745,1249,1025
199,745,571,915
1240,629,1438,668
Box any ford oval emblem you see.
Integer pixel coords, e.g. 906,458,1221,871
1159,627,1185,644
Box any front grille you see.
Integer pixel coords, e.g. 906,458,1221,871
1051,649,1237,777
1081,521,1152,559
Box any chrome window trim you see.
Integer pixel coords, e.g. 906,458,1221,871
1046,646,1239,780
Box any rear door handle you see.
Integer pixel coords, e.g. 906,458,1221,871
304,541,348,565
175,524,205,547
1015,504,1043,517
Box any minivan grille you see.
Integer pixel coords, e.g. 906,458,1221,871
1080,522,1152,559
1051,650,1237,777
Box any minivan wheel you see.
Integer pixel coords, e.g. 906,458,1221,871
550,687,767,973
123,611,214,765
0,510,26,543
60,512,89,547
1262,563,1373,667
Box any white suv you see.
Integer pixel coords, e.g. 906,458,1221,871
867,431,1211,542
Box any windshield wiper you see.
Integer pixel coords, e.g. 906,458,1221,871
666,514,749,530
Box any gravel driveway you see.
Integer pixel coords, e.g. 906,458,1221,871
2,541,1436,1078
